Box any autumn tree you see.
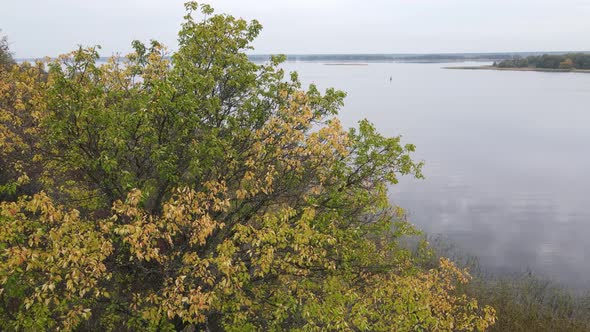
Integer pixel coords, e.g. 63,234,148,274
0,2,496,331
559,58,574,70
0,32,46,202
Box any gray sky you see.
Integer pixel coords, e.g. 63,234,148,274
2,0,590,58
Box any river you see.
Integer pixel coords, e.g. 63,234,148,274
280,61,590,289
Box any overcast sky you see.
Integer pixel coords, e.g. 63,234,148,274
2,0,590,58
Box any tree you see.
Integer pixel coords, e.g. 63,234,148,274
537,54,564,69
559,58,574,70
0,2,496,331
0,30,15,68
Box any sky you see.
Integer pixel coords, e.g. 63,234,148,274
2,0,590,58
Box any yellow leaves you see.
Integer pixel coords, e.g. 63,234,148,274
126,188,143,207
0,8,491,330
438,257,472,285
478,305,497,331
157,278,214,324
244,157,256,168
113,205,166,262
112,186,227,262
0,194,113,330
13,98,26,111
236,188,248,200
103,186,238,321
190,213,216,246
301,206,317,220
0,61,47,173
243,170,254,181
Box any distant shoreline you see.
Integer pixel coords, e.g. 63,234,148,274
445,65,590,74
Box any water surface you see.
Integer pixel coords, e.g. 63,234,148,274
280,61,590,289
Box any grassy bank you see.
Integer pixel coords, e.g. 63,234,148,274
422,235,590,332
466,275,590,332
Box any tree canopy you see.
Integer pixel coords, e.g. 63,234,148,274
0,2,495,331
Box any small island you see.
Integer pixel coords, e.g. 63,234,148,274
323,63,369,66
447,53,590,73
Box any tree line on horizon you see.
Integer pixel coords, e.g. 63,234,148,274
494,53,590,70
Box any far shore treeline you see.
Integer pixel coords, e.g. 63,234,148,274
494,53,590,70
16,52,590,65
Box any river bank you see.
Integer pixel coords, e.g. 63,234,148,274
445,65,590,73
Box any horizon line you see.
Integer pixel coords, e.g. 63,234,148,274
14,50,590,61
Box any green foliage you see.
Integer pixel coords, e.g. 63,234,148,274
0,2,495,331
496,53,590,70
0,31,15,68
